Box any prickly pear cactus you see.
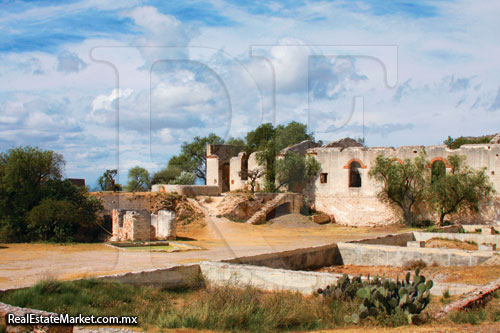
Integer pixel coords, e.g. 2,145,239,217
318,269,433,324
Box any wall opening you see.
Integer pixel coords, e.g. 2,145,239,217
431,160,446,183
266,202,291,221
349,162,362,187
240,153,248,180
222,163,230,192
320,173,328,184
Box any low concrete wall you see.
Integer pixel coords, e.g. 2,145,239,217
97,264,201,289
199,262,475,296
338,242,493,267
200,262,341,294
222,243,341,270
152,184,220,196
414,232,500,247
352,232,415,246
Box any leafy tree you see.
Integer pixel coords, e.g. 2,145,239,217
27,199,78,242
0,146,64,241
151,165,182,185
171,133,224,184
0,147,103,242
125,166,151,192
98,169,122,192
369,153,428,225
246,122,314,192
169,171,196,185
429,155,494,225
275,152,321,192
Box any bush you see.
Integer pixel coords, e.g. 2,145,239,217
26,199,79,242
402,259,427,271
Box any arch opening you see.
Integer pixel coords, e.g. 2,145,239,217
266,202,291,221
349,161,362,188
431,160,446,183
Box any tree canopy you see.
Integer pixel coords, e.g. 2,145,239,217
0,146,103,242
429,155,494,225
275,152,321,192
125,166,151,192
247,121,315,192
98,169,122,192
369,153,428,225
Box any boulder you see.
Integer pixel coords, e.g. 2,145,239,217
312,212,331,224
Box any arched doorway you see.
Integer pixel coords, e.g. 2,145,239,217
431,160,446,183
349,161,362,187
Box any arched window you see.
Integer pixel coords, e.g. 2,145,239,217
349,161,362,187
431,160,446,183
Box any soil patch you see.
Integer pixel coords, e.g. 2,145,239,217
267,213,320,228
317,265,500,285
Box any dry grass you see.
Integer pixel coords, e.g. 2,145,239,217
425,238,478,251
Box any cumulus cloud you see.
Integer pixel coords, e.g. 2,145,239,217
124,6,197,69
57,51,87,73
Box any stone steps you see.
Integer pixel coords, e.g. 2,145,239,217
247,194,287,225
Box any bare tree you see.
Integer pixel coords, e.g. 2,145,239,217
239,169,264,193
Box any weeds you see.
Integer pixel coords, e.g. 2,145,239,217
402,259,427,270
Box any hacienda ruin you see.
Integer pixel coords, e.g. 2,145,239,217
2,134,500,332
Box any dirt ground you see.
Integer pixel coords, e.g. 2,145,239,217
0,195,405,289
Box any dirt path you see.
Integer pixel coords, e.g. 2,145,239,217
0,196,405,290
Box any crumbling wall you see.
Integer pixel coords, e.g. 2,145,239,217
308,144,500,226
151,210,176,240
117,210,151,241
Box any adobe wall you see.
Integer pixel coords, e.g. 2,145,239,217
308,144,500,226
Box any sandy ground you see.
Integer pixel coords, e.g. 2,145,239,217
0,195,405,289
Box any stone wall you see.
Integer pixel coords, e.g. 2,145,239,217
113,210,151,241
151,184,220,196
223,243,341,270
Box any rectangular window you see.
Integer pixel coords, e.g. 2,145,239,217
320,173,328,184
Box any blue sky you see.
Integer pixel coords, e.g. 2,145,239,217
1,0,499,188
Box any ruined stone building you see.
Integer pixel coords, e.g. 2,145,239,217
206,136,500,226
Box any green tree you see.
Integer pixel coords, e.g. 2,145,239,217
151,165,182,185
275,152,321,192
26,199,78,242
246,122,314,192
171,133,224,184
369,153,428,225
169,171,196,185
0,146,64,241
429,155,494,225
0,147,103,242
98,169,122,192
125,166,151,192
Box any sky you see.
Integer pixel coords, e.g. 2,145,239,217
1,0,500,188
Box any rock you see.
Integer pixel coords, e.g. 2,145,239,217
312,212,331,224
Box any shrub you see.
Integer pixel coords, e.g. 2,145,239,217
26,199,79,242
403,259,427,271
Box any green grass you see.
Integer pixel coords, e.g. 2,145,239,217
0,278,370,331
